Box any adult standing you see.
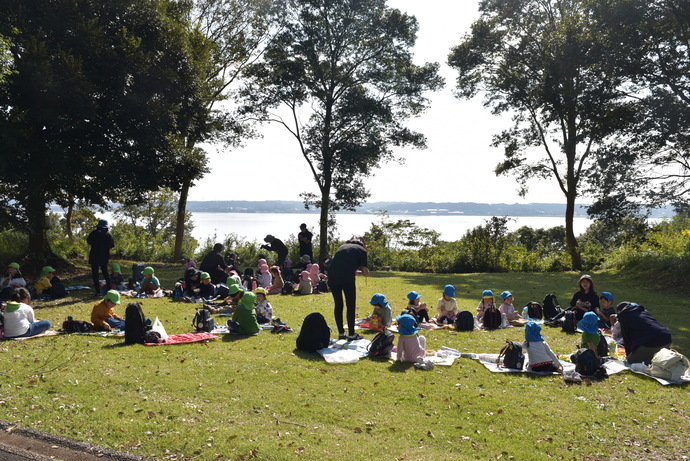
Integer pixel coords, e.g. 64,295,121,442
616,302,672,365
87,219,114,298
297,223,313,262
328,239,368,340
199,243,229,284
261,235,288,268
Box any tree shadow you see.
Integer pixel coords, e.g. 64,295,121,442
292,349,327,362
388,361,414,372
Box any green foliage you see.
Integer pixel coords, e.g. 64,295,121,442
0,229,28,265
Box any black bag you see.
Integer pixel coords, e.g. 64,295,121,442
542,293,563,320
498,340,525,370
214,283,229,299
526,302,543,320
295,312,331,352
131,263,146,283
571,347,605,377
482,307,502,330
561,310,577,332
400,308,420,324
143,329,163,344
124,302,147,344
596,331,609,357
49,283,68,299
62,316,94,333
368,330,395,358
454,310,475,332
193,309,214,332
281,281,294,295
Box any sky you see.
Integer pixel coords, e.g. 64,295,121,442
189,1,566,205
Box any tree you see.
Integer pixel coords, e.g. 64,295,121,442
241,0,443,259
448,0,637,270
0,0,212,268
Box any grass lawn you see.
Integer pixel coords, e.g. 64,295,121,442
1,266,688,460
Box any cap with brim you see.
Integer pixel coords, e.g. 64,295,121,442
525,321,544,342
600,292,613,301
482,289,493,298
228,284,244,295
254,287,267,296
500,291,512,300
8,262,19,270
407,291,421,302
103,290,121,305
142,267,155,276
112,263,121,273
200,272,210,280
444,285,455,297
97,219,109,229
578,311,599,334
369,293,388,308
40,266,56,278
396,314,418,335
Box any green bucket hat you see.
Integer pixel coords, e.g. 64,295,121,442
103,290,121,304
112,263,121,273
8,262,20,270
40,266,56,278
142,266,155,276
227,284,244,296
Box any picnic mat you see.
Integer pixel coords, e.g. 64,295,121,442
71,331,125,337
354,319,446,333
0,330,59,341
390,347,458,366
317,338,372,364
144,332,218,346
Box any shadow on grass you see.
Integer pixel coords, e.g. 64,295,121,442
221,333,261,342
292,349,327,362
388,361,414,372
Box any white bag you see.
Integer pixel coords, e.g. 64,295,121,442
151,317,169,341
649,348,689,382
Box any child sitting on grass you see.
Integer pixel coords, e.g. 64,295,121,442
406,291,430,323
368,293,392,329
258,264,271,288
35,266,61,297
254,287,273,324
110,264,126,290
578,311,601,356
139,267,162,297
396,313,427,363
296,267,312,295
91,290,125,331
197,272,216,300
499,291,525,325
594,291,615,329
523,321,563,373
435,284,458,325
227,291,260,335
267,266,283,295
3,288,51,338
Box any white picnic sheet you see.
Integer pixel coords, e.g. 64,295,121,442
317,338,371,364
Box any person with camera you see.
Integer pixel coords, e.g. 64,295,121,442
261,235,288,268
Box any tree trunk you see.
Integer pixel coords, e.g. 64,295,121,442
318,192,330,262
173,176,191,262
65,199,74,240
564,190,582,270
24,189,59,272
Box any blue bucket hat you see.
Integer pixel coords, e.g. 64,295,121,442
500,291,512,300
396,314,418,336
443,285,455,297
578,311,599,334
97,219,109,229
369,293,388,307
600,292,613,301
482,290,493,298
407,291,421,302
525,321,543,342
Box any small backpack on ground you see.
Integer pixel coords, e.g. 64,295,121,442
130,263,146,287
649,348,690,382
193,309,214,333
400,308,420,324
49,282,68,299
62,317,94,333
561,310,577,332
498,340,525,370
296,312,331,352
526,302,543,320
281,281,294,295
124,302,147,344
482,307,502,330
368,330,395,358
596,331,609,357
143,329,163,344
571,347,605,377
454,310,475,332
542,293,563,320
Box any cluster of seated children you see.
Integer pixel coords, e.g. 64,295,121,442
0,263,67,301
238,255,328,296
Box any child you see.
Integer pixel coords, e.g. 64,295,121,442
570,274,599,321
197,272,216,300
139,267,162,296
296,267,312,295
184,267,200,298
35,266,59,296
396,313,427,363
435,284,459,324
254,287,273,324
267,266,284,295
594,291,615,328
309,263,323,293
476,290,497,319
110,264,126,290
242,268,257,291
499,291,524,324
257,264,271,288
227,291,260,335
523,321,563,373
91,290,125,331
0,262,26,300
578,311,601,356
369,293,392,329
3,288,51,338
406,291,430,323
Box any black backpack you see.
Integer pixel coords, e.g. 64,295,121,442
571,347,605,377
482,307,502,330
542,293,563,320
400,308,420,324
561,310,577,332
596,331,609,357
124,302,147,344
62,317,94,333
526,302,543,320
49,282,68,299
281,281,294,295
498,340,525,370
193,309,214,332
368,330,395,358
296,312,331,352
454,310,475,332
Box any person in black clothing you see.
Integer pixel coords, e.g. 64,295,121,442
183,267,201,297
297,223,313,262
328,239,369,340
261,235,288,268
200,243,229,284
87,219,115,297
569,274,599,321
616,302,672,364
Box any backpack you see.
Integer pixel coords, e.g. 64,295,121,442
561,310,577,332
498,340,525,370
650,348,690,382
400,308,420,324
173,281,184,301
193,309,214,333
542,293,563,320
281,281,294,295
571,347,604,377
131,263,146,283
62,317,94,333
124,302,147,344
367,330,395,358
454,310,475,332
526,302,543,320
50,282,67,299
596,331,609,357
296,312,331,352
482,307,502,330
143,329,163,344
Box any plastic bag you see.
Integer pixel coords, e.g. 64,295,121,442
151,317,168,341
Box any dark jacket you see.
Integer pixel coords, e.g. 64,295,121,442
617,304,672,356
87,228,115,265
